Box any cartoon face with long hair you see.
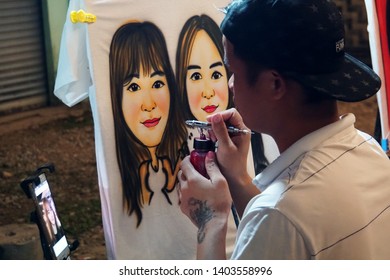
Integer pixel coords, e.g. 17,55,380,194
176,15,269,174
176,14,233,122
110,21,188,227
122,65,170,147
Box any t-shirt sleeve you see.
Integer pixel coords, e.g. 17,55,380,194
231,208,310,260
54,2,91,107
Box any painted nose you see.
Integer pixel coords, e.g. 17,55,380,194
201,83,215,99
141,102,156,112
141,94,156,112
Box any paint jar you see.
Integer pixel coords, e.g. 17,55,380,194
190,134,215,178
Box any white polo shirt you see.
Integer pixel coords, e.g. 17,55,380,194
231,114,390,259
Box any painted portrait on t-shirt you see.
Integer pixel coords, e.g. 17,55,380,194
109,21,188,227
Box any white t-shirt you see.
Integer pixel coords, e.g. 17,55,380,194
55,0,279,259
232,114,390,259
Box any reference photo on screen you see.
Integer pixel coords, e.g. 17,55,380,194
30,173,70,260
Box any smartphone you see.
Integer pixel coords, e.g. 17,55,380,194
30,172,70,260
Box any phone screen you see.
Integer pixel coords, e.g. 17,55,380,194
32,173,70,260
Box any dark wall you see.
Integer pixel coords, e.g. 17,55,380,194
334,0,372,65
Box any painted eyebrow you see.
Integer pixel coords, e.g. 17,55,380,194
151,70,165,78
125,70,165,81
187,65,201,70
187,62,223,71
210,61,223,69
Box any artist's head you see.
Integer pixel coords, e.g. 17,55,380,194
220,0,381,104
176,14,234,122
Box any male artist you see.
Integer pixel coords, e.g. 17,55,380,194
177,0,390,259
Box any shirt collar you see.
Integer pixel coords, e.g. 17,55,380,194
253,113,356,191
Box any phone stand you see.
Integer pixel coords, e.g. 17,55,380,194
20,163,79,260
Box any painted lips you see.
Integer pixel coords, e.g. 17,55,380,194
202,105,218,114
142,117,161,128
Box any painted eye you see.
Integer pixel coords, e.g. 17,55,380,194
127,83,140,92
211,71,223,80
152,80,165,89
190,72,202,81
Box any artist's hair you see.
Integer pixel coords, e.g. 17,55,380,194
175,14,234,120
109,21,188,226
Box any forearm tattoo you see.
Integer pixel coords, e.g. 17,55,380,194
188,197,215,243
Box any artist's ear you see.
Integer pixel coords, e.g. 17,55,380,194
269,70,287,100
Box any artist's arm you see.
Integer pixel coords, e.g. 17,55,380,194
207,110,259,216
178,153,231,259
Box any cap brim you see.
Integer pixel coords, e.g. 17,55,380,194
292,53,381,102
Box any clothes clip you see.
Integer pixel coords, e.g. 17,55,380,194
70,9,96,24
